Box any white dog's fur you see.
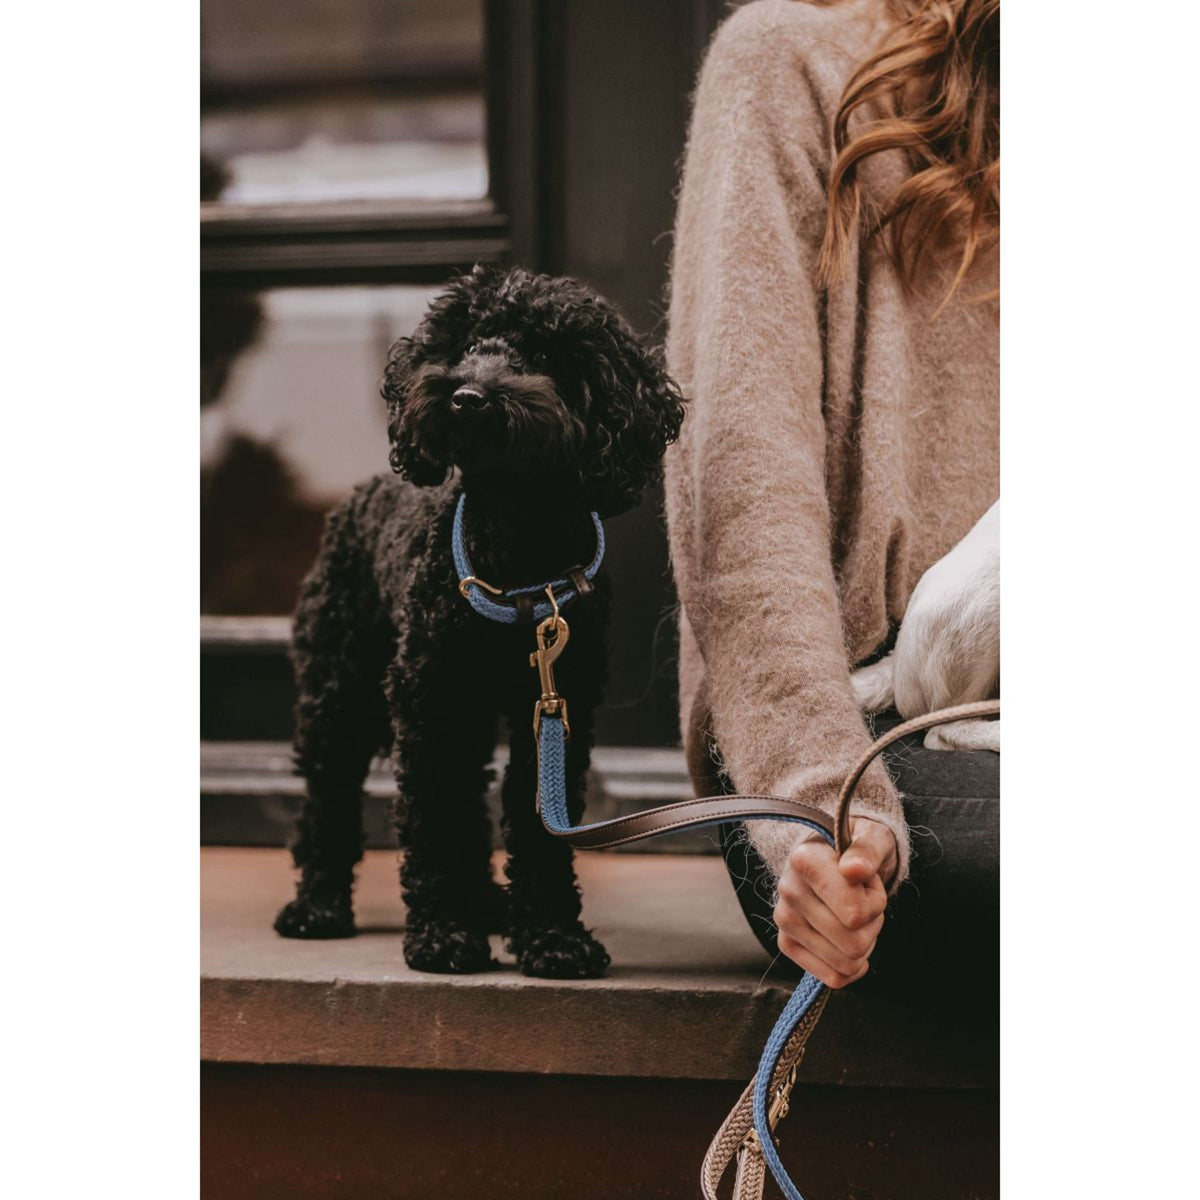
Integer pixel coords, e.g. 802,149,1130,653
851,501,1000,753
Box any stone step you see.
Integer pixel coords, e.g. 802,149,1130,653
201,616,296,743
200,613,680,746
202,727,999,859
201,740,718,853
202,846,997,1089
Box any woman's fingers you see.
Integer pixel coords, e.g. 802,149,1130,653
775,875,883,960
776,931,871,989
839,819,898,888
786,840,886,931
776,911,877,976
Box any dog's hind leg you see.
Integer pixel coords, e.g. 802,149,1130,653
275,504,391,940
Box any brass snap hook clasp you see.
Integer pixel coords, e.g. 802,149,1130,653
767,1064,798,1131
530,589,571,737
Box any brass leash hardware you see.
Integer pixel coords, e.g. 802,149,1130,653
768,1064,798,1131
458,574,504,599
740,1063,799,1154
530,587,571,737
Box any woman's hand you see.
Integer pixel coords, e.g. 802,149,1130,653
772,817,897,987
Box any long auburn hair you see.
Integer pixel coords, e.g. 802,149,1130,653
813,0,999,301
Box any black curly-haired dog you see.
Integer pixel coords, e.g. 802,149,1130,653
274,264,685,978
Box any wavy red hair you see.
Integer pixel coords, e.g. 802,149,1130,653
813,0,1000,301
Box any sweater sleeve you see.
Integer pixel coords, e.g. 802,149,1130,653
664,2,910,888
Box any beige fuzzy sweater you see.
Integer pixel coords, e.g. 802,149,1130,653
665,0,999,887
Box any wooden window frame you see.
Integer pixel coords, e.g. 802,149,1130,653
200,1,546,289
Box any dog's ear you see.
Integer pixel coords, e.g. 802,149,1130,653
571,307,687,517
381,336,448,486
380,265,505,486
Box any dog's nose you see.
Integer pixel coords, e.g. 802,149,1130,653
450,386,489,412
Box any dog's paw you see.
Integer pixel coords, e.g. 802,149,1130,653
403,921,496,974
274,893,356,939
850,654,896,714
509,925,611,979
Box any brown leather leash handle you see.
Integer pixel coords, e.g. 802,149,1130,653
539,700,998,854
832,699,1000,855
544,792,835,850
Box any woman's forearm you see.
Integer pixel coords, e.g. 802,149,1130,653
664,6,908,887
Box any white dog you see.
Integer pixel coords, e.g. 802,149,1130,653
851,501,999,752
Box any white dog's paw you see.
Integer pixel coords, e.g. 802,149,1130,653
851,654,895,714
924,717,1000,753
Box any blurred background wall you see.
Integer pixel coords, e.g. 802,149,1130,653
201,0,743,747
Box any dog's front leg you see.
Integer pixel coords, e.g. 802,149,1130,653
500,718,611,979
388,627,502,974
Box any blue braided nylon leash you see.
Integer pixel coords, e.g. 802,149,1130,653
536,710,830,1200
751,972,828,1200
452,494,605,624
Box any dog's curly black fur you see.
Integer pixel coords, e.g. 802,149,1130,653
274,265,686,978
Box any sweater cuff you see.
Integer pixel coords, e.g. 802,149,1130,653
746,763,911,896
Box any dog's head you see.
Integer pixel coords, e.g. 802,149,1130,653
381,265,685,516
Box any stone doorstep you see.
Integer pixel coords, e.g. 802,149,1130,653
202,847,997,1089
201,736,999,857
201,741,719,853
201,614,292,652
201,740,690,794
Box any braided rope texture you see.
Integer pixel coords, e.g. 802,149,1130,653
536,714,572,830
700,963,830,1199
732,1139,766,1200
750,974,829,1199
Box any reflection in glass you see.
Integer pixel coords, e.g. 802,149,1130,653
201,0,486,206
201,287,437,614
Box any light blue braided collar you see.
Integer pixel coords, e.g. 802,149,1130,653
452,493,605,625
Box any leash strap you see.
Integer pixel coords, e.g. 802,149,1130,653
701,984,830,1200
534,699,1000,1199
537,711,839,847
452,494,605,625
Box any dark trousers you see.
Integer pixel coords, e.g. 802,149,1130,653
719,821,789,962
